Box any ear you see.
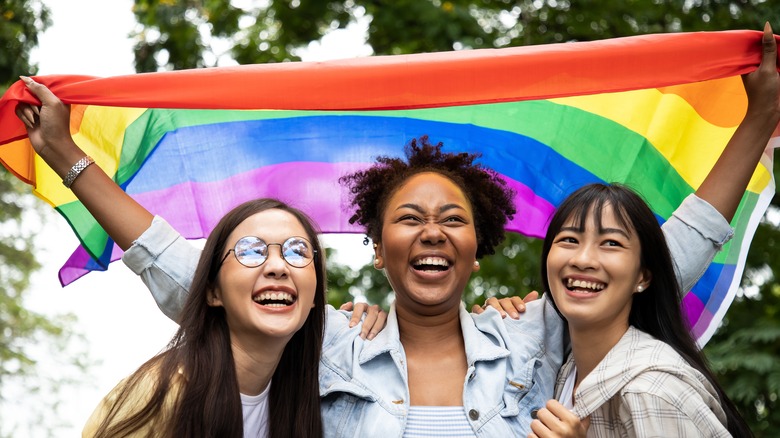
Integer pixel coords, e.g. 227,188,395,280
373,242,384,269
207,287,224,307
635,269,652,294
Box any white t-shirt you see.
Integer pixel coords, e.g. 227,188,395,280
241,383,270,438
558,363,577,410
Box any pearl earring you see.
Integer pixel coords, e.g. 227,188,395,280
474,261,480,268
637,285,644,292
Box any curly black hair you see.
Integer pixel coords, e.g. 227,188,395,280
339,136,516,258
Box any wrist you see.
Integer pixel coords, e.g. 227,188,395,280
741,108,780,134
37,138,88,177
62,156,95,188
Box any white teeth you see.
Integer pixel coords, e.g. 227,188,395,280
253,291,295,305
413,257,449,267
566,278,605,292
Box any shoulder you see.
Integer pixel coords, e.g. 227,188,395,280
83,360,184,437
613,373,729,436
472,295,565,352
610,337,728,435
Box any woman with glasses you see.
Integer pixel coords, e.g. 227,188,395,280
15,79,378,437
82,198,326,437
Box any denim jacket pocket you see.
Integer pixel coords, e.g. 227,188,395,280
500,358,552,431
500,357,548,428
321,380,378,438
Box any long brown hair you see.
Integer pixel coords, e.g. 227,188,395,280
94,198,325,437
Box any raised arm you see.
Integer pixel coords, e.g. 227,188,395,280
663,23,780,291
15,77,153,250
695,22,780,222
15,78,195,321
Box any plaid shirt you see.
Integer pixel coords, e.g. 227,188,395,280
557,327,731,437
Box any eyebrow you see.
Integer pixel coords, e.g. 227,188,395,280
559,226,630,239
396,203,466,214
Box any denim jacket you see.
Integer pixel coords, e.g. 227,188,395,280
319,299,564,437
121,194,731,436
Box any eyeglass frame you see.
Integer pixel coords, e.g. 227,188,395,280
218,235,317,269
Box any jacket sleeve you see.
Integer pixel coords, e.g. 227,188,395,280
661,194,734,292
121,216,201,322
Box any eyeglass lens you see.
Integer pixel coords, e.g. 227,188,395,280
233,236,314,268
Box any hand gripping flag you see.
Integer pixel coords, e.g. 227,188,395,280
0,30,777,345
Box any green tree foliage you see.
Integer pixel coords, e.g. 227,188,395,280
0,0,49,81
131,0,780,71
133,0,779,433
703,212,780,436
0,1,91,436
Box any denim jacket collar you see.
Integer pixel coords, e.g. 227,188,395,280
358,302,510,366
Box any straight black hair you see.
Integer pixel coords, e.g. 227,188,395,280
541,183,752,437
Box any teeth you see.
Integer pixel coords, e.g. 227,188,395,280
253,291,295,305
566,278,605,292
413,257,449,267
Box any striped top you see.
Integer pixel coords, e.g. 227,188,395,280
404,406,475,437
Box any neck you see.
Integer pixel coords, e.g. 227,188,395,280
395,301,463,349
230,333,288,396
569,322,629,389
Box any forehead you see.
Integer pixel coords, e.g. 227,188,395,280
561,203,633,234
388,172,471,209
227,209,309,243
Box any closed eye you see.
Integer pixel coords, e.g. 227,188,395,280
443,216,466,224
399,214,423,224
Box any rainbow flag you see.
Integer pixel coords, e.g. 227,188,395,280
0,30,776,345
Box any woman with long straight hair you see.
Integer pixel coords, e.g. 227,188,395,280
531,183,751,437
14,80,351,437
83,198,327,437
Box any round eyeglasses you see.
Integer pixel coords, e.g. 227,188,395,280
219,236,316,269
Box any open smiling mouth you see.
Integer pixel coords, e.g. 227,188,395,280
252,291,297,307
412,256,451,273
565,278,606,293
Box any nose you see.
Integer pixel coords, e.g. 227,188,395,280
420,221,446,245
262,245,289,278
569,243,598,271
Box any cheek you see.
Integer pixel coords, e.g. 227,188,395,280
296,268,319,302
451,228,478,256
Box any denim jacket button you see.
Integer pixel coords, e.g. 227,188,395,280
468,409,479,421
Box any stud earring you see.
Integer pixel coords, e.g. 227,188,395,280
374,259,380,266
474,261,480,269
637,285,644,292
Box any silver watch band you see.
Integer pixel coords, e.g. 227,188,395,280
62,156,95,188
